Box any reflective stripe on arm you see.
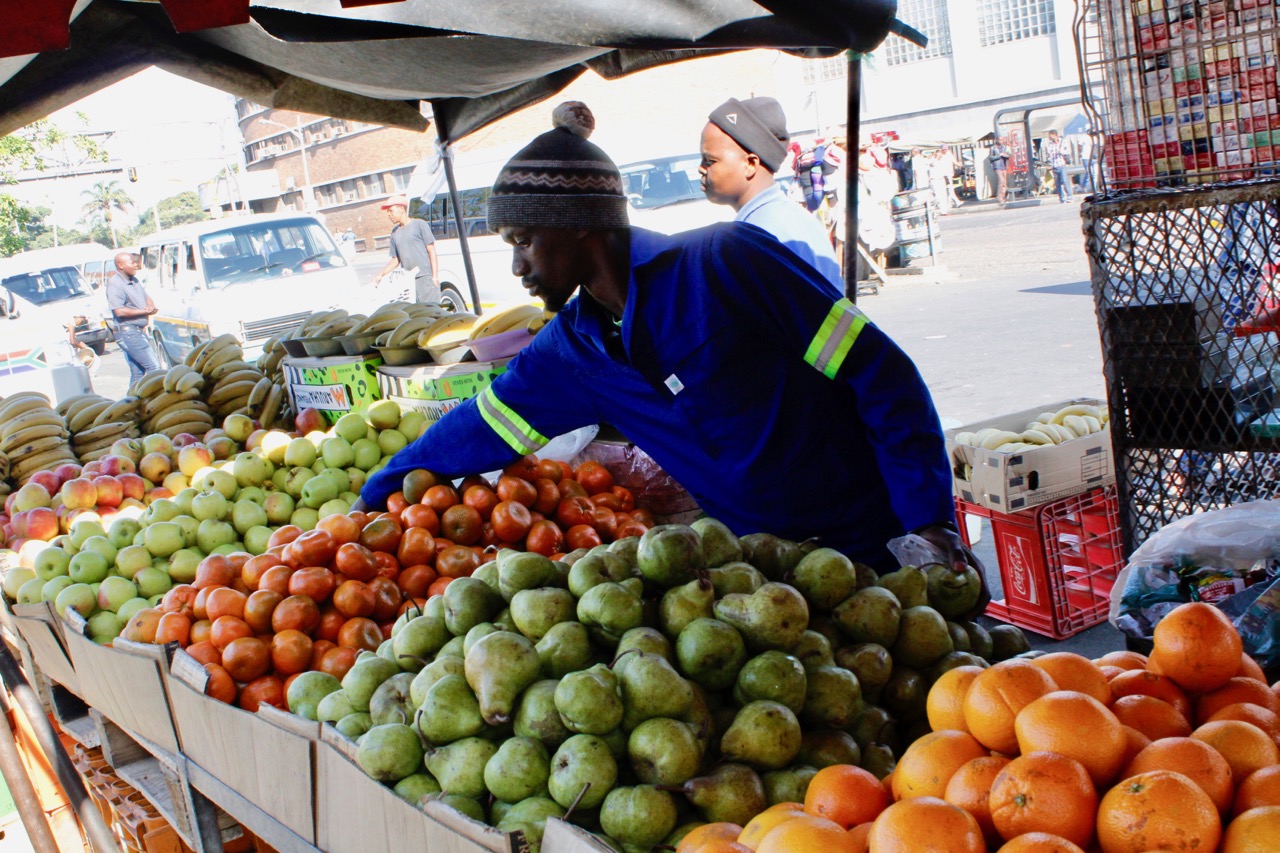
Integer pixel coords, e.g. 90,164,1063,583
476,386,549,455
803,298,868,379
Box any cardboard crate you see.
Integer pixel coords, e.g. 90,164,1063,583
164,651,316,846
945,398,1115,512
281,355,382,425
8,601,82,698
59,615,180,755
376,359,509,425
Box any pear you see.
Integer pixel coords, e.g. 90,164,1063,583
465,630,540,725
393,772,441,805
614,627,672,673
472,560,501,593
663,763,766,826
425,737,497,798
463,622,501,655
713,583,809,652
675,618,747,691
568,552,633,598
788,547,857,611
535,621,594,678
788,630,835,672
832,586,901,647
493,607,520,634
681,684,718,759
416,674,486,744
608,535,641,568
317,690,355,724
577,581,643,643
548,734,618,810
438,635,466,659
368,672,416,727
628,718,701,786
796,730,861,768
926,563,983,618
514,680,573,749
555,664,623,734
720,701,801,770
341,656,400,712
429,792,488,822
739,533,803,581
690,517,743,567
616,653,694,728
636,525,705,588
484,736,551,804
850,705,897,750
802,665,862,729
409,654,465,709
510,587,576,641
988,625,1031,660
356,723,424,783
860,743,897,781
707,562,766,597
600,786,679,853
762,765,818,805
890,606,954,669
733,651,807,715
833,643,893,693
498,550,560,601
876,565,928,608
443,576,505,636
335,712,372,740
657,578,715,639
947,621,972,653
962,620,995,660
880,666,927,722
496,797,566,851
928,652,988,683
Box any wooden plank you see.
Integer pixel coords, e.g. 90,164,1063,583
9,605,81,696
185,761,322,853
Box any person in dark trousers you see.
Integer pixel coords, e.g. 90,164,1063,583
373,195,439,303
360,119,984,587
104,251,160,383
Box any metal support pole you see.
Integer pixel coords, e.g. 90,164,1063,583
0,683,59,852
844,53,862,303
434,117,484,315
0,644,118,853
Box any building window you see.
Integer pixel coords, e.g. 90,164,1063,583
979,0,1056,45
801,55,848,86
884,0,953,65
389,167,414,192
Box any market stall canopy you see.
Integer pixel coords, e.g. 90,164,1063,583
0,0,918,142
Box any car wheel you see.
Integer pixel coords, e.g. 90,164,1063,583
153,330,179,368
440,283,470,313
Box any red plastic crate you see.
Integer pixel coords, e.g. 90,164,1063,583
956,486,1123,640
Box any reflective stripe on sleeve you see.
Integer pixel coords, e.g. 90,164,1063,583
476,386,549,455
803,298,867,379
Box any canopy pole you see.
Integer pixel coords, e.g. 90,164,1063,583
844,52,862,303
433,118,484,316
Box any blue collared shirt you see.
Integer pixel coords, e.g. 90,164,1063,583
735,184,842,288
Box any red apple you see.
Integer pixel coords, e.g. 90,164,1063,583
82,461,105,478
60,477,99,510
245,429,268,452
99,455,137,477
53,505,71,534
12,483,52,512
117,473,147,503
172,433,200,449
295,408,328,436
25,507,59,542
27,471,60,499
4,493,16,516
51,463,83,486
138,452,171,484
10,510,27,538
143,488,174,505
93,475,123,508
97,506,118,525
207,436,237,460
110,438,144,464
176,444,213,478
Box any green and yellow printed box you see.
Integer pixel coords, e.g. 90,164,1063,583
376,359,509,424
282,355,383,424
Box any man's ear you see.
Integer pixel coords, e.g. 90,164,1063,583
744,153,762,179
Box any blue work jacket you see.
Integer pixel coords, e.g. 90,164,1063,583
362,224,954,568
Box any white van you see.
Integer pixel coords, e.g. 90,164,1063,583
0,244,114,355
135,212,359,364
0,287,92,403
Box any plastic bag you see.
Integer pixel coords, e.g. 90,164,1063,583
886,533,949,569
571,441,702,525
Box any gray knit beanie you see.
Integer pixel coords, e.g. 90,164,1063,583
487,126,629,231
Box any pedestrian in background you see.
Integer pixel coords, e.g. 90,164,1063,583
1047,130,1073,203
1077,133,1095,194
104,251,161,384
373,195,439,303
988,136,1011,205
929,148,952,215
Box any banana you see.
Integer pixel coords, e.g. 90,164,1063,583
970,428,1001,447
2,408,65,442
208,357,253,382
386,317,438,347
1080,415,1103,434
468,305,543,340
1051,404,1102,426
980,430,1022,451
1031,411,1057,425
0,394,53,422
952,431,977,447
67,401,113,434
348,311,410,336
247,377,273,411
55,393,102,418
94,397,142,427
130,370,169,399
72,420,132,446
260,384,285,430
211,368,264,389
61,395,109,426
184,339,211,368
208,380,260,409
419,313,479,348
141,390,202,422
1025,423,1066,444
1017,430,1053,446
13,446,80,477
175,370,205,394
214,398,253,419
191,335,238,374
527,312,551,334
1061,415,1090,438
1,422,69,453
152,407,213,433
202,343,245,376
158,421,217,439
163,365,195,394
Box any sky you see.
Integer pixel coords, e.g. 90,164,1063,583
18,68,243,230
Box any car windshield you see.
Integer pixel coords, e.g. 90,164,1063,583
198,218,347,288
620,156,704,210
1,266,93,305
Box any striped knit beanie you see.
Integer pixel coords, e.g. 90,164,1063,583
487,126,629,230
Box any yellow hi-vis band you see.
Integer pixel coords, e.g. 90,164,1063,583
804,298,867,379
477,386,548,455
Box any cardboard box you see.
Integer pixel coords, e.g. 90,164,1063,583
164,650,316,844
946,399,1115,512
377,360,509,425
544,819,617,853
8,602,82,698
282,354,383,425
59,616,180,754
314,726,519,853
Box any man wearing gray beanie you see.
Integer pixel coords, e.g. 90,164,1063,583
361,116,982,595
701,96,842,287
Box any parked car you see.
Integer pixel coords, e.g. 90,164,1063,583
0,244,113,354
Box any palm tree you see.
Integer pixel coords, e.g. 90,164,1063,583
80,180,132,248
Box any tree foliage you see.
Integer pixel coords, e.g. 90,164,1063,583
80,180,133,249
1,117,108,257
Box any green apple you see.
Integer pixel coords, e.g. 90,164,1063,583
291,507,319,531
87,610,124,643
168,549,203,584
271,468,290,491
17,577,45,604
141,498,181,526
54,582,96,619
191,491,230,522
350,439,381,472
202,469,238,500
238,486,267,505
107,518,142,550
243,526,273,555
68,551,110,585
117,597,150,623
232,452,272,488
41,576,74,603
68,521,107,551
97,576,138,612
196,520,237,554
367,400,401,431
317,498,350,519
300,476,339,509
3,567,36,600
346,468,367,493
334,412,368,445
231,500,268,535
320,437,356,469
34,547,71,581
263,492,295,525
143,522,185,558
79,535,118,568
114,544,152,580
134,567,173,598
377,429,408,457
284,438,318,469
285,466,316,499
174,515,200,548
209,543,245,556
172,488,198,516
223,413,254,444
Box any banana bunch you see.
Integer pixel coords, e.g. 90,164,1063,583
61,393,143,463
132,369,216,440
206,360,269,419
0,450,10,496
294,309,360,340
953,403,1110,453
467,304,549,341
256,337,288,386
415,313,480,351
0,393,78,483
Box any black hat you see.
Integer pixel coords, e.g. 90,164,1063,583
487,126,629,231
708,97,790,172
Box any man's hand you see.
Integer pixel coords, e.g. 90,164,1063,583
913,523,992,620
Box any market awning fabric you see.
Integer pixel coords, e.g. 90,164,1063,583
0,0,911,142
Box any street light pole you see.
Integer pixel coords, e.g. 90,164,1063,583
259,115,313,212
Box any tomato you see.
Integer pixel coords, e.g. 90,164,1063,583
524,520,564,557
319,646,359,680
309,639,336,671
271,595,320,634
423,485,460,513
223,636,272,683
316,513,361,545
346,510,371,529
397,565,438,599
459,474,493,494
491,500,533,543
373,552,400,580
435,545,482,579
463,486,499,520
427,576,454,597
243,590,282,634
288,567,337,603
270,630,314,676
334,542,378,581
205,588,247,622
588,491,623,512
267,525,304,549
558,479,588,500
241,553,285,591
630,508,657,527
401,470,439,505
315,606,346,644
188,619,213,646
359,516,403,554
193,555,236,590
337,617,382,652
186,639,220,667
534,458,563,483
556,495,595,528
502,455,540,482
533,478,561,515
332,580,377,619
617,520,650,538
369,577,404,622
161,585,197,617
401,503,440,534
575,461,614,496
566,524,602,550
387,491,410,515
192,587,213,621
397,527,437,567
591,506,619,542
238,674,285,713
496,475,538,508
610,486,636,513
285,529,338,569
209,615,253,650
203,663,238,704
257,565,295,597
441,505,483,546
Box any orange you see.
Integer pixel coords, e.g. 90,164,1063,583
1013,691,1127,786
891,730,989,801
1221,805,1280,852
1031,653,1112,705
1093,650,1148,671
1191,719,1280,782
805,765,890,829
846,823,871,853
1098,665,1125,681
695,842,753,853
739,804,806,850
1107,669,1192,721
1197,677,1280,723
1095,769,1221,853
1121,736,1234,815
943,755,1011,847
926,666,983,734
1236,765,1280,814
988,751,1098,848
1118,726,1151,768
995,833,1085,853
756,815,860,853
1108,694,1191,740
963,660,1059,754
1236,653,1268,683
678,823,744,853
865,796,985,853
1208,702,1280,740
1148,601,1243,694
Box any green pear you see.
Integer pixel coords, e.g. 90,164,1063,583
788,548,857,611
833,643,894,693
739,533,803,581
667,764,766,826
548,734,618,810
484,737,551,804
443,577,505,636
498,551,560,601
425,737,497,798
393,772,442,805
712,583,809,652
926,563,983,618
788,630,835,672
627,718,701,786
567,552,633,598
416,674,486,744
577,581,643,643
514,680,573,749
675,618,746,691
369,672,417,727
802,665,862,729
616,653,693,729
690,517,742,568
535,621,594,678
636,525,705,588
613,627,672,674
356,723,424,783
335,713,372,740
761,765,819,805
409,655,465,709
831,586,901,647
796,730,861,769
317,690,355,724
510,587,576,641
720,701,801,770
877,565,928,608
341,656,400,712
465,631,540,725
707,562,766,598
890,606,954,669
733,651,807,715
600,786,679,853
657,578,714,639
554,664,622,734
391,614,450,672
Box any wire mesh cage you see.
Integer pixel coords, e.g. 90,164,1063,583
1083,178,1280,549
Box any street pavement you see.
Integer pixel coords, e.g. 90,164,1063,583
86,198,1127,655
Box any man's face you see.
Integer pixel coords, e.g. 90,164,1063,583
498,226,586,313
384,204,405,223
117,255,140,276
699,123,753,207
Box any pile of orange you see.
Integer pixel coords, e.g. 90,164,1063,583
675,602,1280,853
